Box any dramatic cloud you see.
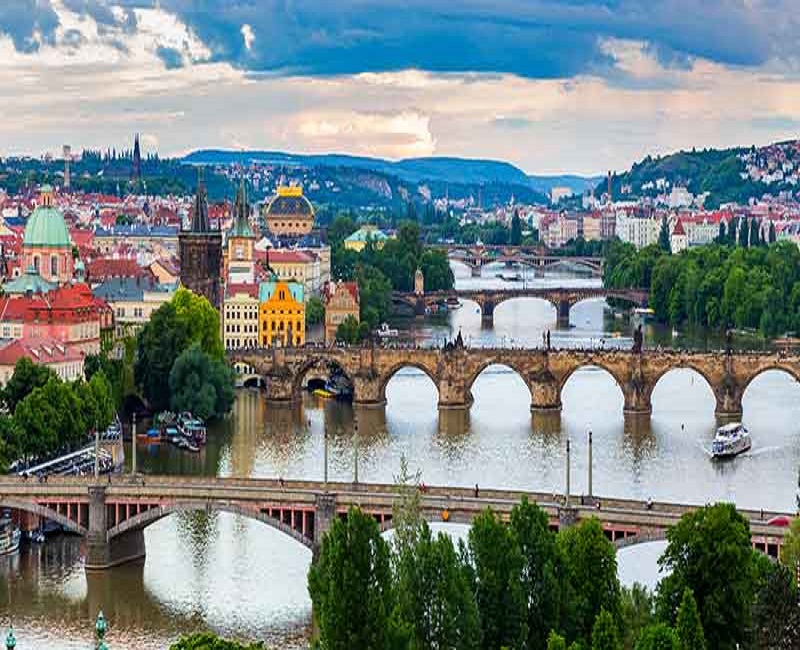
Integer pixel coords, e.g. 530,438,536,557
0,1,799,174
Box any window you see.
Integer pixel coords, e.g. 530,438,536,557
51,255,58,278
33,256,40,271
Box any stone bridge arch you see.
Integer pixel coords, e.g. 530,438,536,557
740,363,800,399
645,363,719,415
0,497,88,536
464,358,534,408
106,501,314,550
377,361,441,407
556,359,633,412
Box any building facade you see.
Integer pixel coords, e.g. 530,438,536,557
223,283,260,351
0,338,85,386
226,179,256,284
179,173,222,309
92,276,174,339
266,250,321,299
323,281,359,345
258,279,305,347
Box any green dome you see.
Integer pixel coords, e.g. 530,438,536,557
23,205,71,248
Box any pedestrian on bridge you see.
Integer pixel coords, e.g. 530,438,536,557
474,483,479,498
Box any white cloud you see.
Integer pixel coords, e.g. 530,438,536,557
241,24,255,52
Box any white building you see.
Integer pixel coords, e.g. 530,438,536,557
616,213,660,249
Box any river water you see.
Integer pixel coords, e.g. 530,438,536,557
2,262,798,649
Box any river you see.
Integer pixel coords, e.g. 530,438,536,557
1,262,798,649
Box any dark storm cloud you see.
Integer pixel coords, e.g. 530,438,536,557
0,1,794,78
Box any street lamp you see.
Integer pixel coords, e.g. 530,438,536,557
95,610,108,650
5,627,15,650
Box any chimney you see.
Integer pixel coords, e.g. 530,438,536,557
607,171,612,203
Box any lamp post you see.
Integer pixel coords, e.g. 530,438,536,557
353,412,359,485
5,627,15,650
95,610,108,650
565,438,571,507
323,429,328,487
588,429,593,500
94,421,100,479
131,412,137,476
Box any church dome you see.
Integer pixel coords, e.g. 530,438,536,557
265,187,315,218
23,205,71,248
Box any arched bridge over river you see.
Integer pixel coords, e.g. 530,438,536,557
392,287,649,324
440,245,604,277
0,476,788,570
230,346,800,418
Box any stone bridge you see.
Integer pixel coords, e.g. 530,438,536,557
439,245,604,277
0,476,788,570
392,287,649,324
230,346,800,418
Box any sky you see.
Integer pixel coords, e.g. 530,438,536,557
2,1,800,175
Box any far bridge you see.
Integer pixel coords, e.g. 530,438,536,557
230,346,800,419
392,287,649,325
0,476,788,571
438,245,604,277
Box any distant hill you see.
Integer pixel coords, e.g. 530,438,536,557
181,149,598,195
600,140,800,208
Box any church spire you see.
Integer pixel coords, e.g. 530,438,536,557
190,167,210,232
230,176,253,238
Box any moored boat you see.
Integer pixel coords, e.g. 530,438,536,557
178,412,207,445
711,422,751,459
0,517,21,556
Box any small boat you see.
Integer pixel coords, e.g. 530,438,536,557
499,272,523,282
0,518,21,555
143,428,162,442
178,412,207,445
376,323,399,338
313,388,335,399
711,422,751,459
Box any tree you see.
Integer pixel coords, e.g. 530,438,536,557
306,296,325,326
656,503,756,650
510,210,523,245
749,218,760,247
621,584,654,650
308,507,397,650
740,219,750,247
169,344,235,421
547,631,568,650
335,315,368,344
75,371,115,432
3,357,56,413
510,496,565,649
467,508,527,650
327,215,357,248
769,221,777,244
592,608,621,650
751,560,800,649
634,624,679,650
675,588,705,650
169,632,264,649
658,216,671,253
716,222,726,244
14,378,85,459
0,415,20,471
780,516,800,573
172,287,224,360
558,518,621,643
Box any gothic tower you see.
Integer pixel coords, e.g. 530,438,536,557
132,133,142,182
179,169,222,309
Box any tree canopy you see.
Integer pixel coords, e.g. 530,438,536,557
169,344,235,421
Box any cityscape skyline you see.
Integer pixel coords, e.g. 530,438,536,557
2,1,800,175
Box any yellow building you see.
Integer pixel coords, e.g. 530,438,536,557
263,186,315,237
259,278,305,347
223,283,260,351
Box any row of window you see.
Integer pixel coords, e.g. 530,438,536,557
261,335,303,346
116,307,145,319
225,324,258,334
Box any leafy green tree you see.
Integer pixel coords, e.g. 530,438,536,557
169,632,264,649
658,216,671,253
716,222,726,244
656,503,756,650
592,608,621,650
675,588,705,650
357,265,392,329
510,496,565,649
751,560,800,649
169,344,235,421
419,249,455,292
769,221,777,244
14,378,84,459
306,296,325,326
74,371,115,432
621,584,654,650
633,624,678,650
172,287,224,360
749,218,760,247
335,315,368,344
327,215,358,248
779,516,800,573
510,210,523,245
3,357,56,413
308,507,397,650
467,508,527,650
558,518,621,643
548,631,568,650
0,415,20,471
740,219,750,247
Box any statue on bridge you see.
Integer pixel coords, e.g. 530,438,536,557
443,328,466,352
632,324,643,354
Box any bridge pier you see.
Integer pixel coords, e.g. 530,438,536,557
556,300,571,327
470,265,482,277
313,493,337,562
714,383,743,419
481,301,494,323
530,378,562,413
85,486,145,571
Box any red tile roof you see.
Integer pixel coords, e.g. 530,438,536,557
86,258,148,282
672,219,686,236
0,337,84,366
225,282,259,299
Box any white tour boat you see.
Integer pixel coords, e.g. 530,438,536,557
711,422,751,459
